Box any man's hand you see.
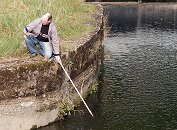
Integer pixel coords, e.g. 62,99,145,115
55,55,62,64
25,32,32,36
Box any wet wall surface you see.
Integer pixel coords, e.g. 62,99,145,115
105,4,177,33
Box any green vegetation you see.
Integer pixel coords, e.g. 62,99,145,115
0,0,97,57
58,95,74,116
90,81,98,94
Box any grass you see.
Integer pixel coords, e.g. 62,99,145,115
0,0,97,57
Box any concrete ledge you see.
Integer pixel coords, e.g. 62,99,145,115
0,4,105,130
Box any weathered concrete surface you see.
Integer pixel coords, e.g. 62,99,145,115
0,5,105,130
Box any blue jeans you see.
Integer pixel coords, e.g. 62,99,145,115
24,35,53,58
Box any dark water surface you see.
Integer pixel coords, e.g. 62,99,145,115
38,4,177,130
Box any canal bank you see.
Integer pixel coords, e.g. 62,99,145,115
0,4,105,130
37,2,177,130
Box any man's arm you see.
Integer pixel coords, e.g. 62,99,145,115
50,24,61,63
24,18,41,35
50,25,60,55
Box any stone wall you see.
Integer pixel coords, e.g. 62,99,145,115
0,5,105,130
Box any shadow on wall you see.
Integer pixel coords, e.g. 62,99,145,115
104,5,138,33
103,4,177,33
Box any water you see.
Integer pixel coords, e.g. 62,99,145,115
38,4,177,130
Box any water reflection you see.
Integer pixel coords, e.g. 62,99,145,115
38,4,177,130
105,4,177,35
102,3,177,130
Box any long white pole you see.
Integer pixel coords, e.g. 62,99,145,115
59,62,94,117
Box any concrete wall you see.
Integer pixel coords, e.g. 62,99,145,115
0,5,105,130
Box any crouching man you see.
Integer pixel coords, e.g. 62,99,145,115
24,12,61,63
